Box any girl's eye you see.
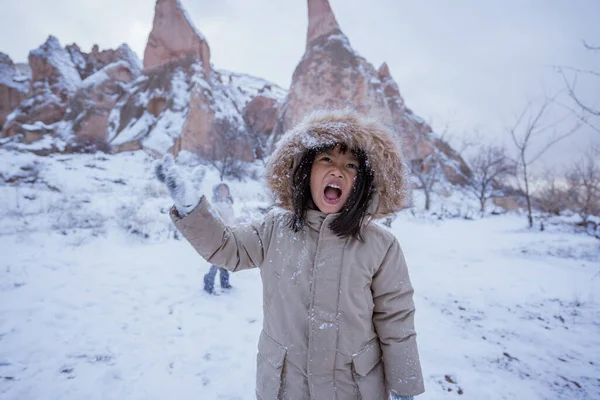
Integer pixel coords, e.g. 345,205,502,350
321,157,332,162
347,163,358,169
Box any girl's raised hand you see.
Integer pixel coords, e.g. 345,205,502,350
155,154,206,216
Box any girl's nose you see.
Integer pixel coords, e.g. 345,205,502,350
330,169,343,178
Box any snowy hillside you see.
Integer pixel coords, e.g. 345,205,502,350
0,148,599,400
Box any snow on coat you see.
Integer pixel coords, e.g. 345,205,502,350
171,109,424,399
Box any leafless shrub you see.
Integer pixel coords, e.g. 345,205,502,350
509,96,581,227
49,197,106,236
409,154,443,211
565,146,600,224
206,120,250,181
556,40,599,133
465,144,514,213
534,170,570,216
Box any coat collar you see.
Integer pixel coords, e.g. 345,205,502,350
305,190,380,233
306,208,331,232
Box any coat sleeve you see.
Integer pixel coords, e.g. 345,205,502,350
170,196,275,272
371,238,425,397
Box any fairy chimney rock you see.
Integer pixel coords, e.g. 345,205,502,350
272,0,392,136
307,0,341,47
143,0,211,76
270,1,470,185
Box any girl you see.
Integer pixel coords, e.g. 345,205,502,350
203,182,235,294
156,109,424,399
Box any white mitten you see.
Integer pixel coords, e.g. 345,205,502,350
155,154,206,216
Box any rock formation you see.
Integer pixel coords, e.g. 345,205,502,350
65,61,137,147
243,94,279,158
306,0,340,48
272,2,391,136
1,0,284,160
67,43,141,80
0,53,29,130
1,36,144,148
107,0,284,161
272,0,469,184
0,0,468,186
143,0,210,78
2,36,81,142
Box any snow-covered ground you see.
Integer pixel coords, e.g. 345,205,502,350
1,148,599,400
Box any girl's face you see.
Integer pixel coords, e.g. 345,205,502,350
310,146,358,214
217,184,230,198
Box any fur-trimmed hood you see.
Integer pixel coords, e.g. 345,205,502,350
266,109,408,219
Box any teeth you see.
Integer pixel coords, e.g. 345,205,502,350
326,183,341,190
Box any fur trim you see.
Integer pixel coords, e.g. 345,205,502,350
266,109,408,219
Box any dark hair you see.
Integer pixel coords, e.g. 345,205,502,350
213,183,234,204
288,143,375,241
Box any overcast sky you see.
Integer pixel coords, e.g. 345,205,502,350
1,0,598,171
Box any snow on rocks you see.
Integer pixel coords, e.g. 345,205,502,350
0,53,29,129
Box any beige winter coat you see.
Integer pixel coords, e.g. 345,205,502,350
171,110,425,399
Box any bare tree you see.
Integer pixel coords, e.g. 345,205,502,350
556,40,599,133
410,153,443,211
206,120,247,181
465,144,514,214
245,123,269,167
566,146,600,224
408,122,457,211
583,40,600,51
535,169,570,216
509,96,581,227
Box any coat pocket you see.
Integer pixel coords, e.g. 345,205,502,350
256,331,287,400
352,339,385,399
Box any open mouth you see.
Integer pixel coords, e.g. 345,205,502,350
323,183,343,205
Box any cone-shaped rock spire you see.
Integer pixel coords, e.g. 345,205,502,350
271,1,469,185
143,0,211,76
307,0,341,48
